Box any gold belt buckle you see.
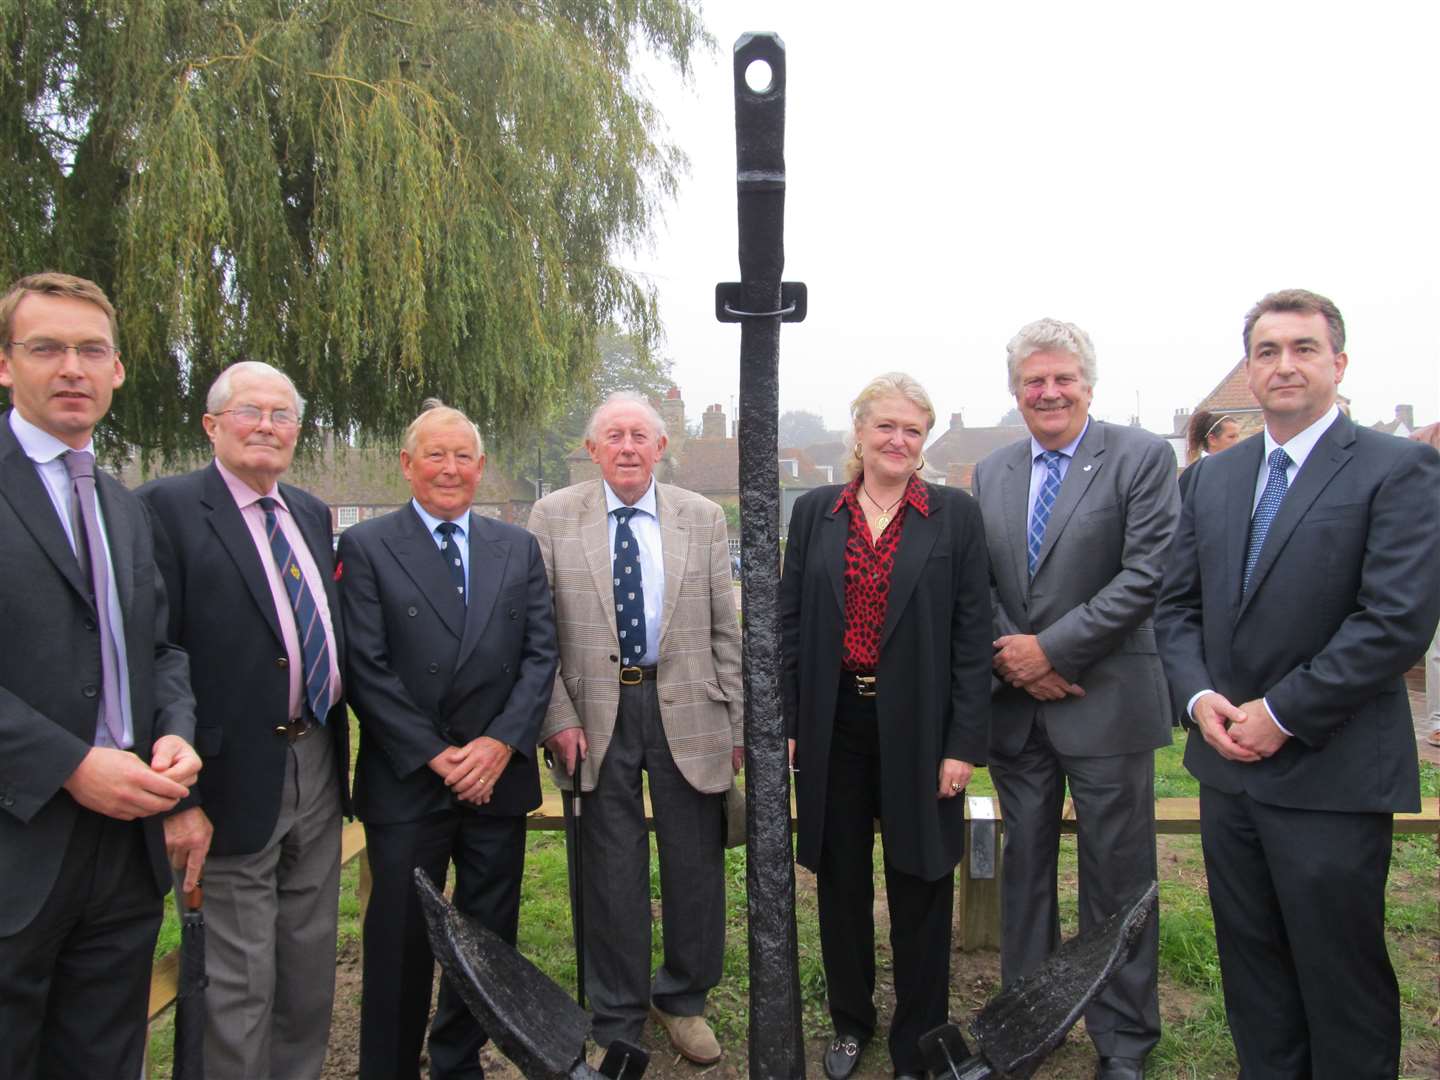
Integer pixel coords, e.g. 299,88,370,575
854,675,876,698
619,666,645,686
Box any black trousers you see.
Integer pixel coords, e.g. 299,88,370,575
358,808,526,1080
1200,785,1398,1080
0,811,163,1080
816,686,953,1075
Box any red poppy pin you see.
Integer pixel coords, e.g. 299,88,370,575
334,560,344,581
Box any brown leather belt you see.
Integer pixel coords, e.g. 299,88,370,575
273,716,316,744
619,665,658,686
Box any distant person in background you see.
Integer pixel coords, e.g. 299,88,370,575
1179,410,1242,501
1413,421,1440,749
782,373,991,1080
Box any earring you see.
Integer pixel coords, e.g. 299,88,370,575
916,454,927,472
853,442,863,459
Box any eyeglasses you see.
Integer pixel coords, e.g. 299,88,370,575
212,405,300,430
7,339,117,363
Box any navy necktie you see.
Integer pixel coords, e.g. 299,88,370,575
436,521,467,607
64,451,127,747
1243,447,1291,594
612,508,647,665
258,497,332,723
1028,450,1064,577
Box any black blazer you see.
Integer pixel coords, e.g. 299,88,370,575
138,463,352,856
1156,414,1440,813
0,411,196,936
780,482,992,882
338,504,558,824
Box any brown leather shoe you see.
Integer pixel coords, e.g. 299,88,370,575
650,1006,722,1065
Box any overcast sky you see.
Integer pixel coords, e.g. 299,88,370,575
625,0,1439,445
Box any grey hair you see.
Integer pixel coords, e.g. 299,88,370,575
402,398,484,456
206,361,306,417
1005,318,1098,394
585,391,667,444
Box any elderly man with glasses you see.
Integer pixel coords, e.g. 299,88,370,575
138,361,350,1080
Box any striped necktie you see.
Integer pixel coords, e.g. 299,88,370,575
257,497,332,722
1028,450,1064,577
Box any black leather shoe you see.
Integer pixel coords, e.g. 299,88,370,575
1096,1056,1145,1080
823,1034,866,1080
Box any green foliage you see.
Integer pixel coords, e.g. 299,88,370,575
0,0,708,459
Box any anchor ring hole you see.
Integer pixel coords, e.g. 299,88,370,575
743,59,773,94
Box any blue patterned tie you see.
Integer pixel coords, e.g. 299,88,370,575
258,497,332,723
436,521,467,607
1243,447,1291,594
612,508,647,665
1027,450,1065,577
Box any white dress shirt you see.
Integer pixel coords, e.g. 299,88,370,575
1026,418,1091,519
412,498,472,601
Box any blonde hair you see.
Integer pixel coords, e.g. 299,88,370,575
402,398,484,456
845,372,935,482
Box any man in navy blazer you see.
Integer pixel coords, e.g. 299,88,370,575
1156,289,1440,1078
0,273,199,1079
139,361,350,1079
340,400,558,1080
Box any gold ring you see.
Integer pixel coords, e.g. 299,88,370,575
950,782,961,791
478,775,488,784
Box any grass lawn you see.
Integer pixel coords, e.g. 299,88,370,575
148,744,1440,1079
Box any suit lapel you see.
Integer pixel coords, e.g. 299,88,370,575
579,484,617,645
655,485,689,652
383,505,465,639
0,416,94,605
456,512,510,670
821,492,850,620
999,441,1032,594
1223,438,1263,620
1031,422,1105,580
94,472,136,613
204,465,286,648
1238,417,1354,620
879,490,942,651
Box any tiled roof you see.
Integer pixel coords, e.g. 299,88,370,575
671,437,739,495
924,424,1028,469
1196,361,1262,414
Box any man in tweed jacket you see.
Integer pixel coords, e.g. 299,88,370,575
529,392,743,1064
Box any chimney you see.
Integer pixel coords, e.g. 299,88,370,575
659,386,685,452
1173,408,1190,436
950,411,964,430
701,403,727,440
1396,404,1414,429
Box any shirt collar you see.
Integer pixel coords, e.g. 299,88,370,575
1263,403,1339,471
8,408,93,465
214,458,284,512
411,498,469,536
602,478,658,519
1030,417,1090,463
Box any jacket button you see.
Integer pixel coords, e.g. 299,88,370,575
276,657,288,668
82,684,98,698
83,618,96,631
609,654,619,663
509,608,518,619
502,663,511,673
408,606,419,617
1,795,12,807
428,662,439,674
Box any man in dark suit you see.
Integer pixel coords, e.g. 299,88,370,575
1156,289,1439,1078
0,272,200,1079
973,318,1179,1080
139,360,349,1079
340,400,558,1080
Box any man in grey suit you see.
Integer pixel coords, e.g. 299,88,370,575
0,272,200,1079
972,318,1179,1080
1156,290,1439,1077
529,392,743,1065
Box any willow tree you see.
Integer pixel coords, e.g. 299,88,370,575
0,0,707,456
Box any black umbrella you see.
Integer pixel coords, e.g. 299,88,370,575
546,749,587,1010
173,885,208,1080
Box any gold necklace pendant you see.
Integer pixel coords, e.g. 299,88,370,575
875,512,891,531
